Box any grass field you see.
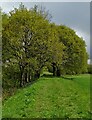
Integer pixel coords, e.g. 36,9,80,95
2,74,91,118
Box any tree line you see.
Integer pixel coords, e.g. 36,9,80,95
2,4,88,90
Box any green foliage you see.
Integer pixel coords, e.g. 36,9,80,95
2,4,90,119
2,74,90,118
2,4,53,88
87,64,92,74
57,25,88,75
2,3,88,100
47,24,88,76
47,24,65,76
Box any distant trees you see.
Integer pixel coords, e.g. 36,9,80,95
2,3,88,90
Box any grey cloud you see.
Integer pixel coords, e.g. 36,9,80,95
43,3,90,34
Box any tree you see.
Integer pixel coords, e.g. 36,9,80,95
2,4,53,87
47,23,65,76
2,3,88,90
57,25,88,74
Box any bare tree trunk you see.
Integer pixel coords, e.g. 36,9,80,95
52,63,57,76
19,63,25,87
56,68,61,77
20,69,24,87
34,70,40,79
25,71,28,83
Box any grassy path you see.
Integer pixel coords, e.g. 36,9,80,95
2,74,90,118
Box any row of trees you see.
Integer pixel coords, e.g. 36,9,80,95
2,4,88,88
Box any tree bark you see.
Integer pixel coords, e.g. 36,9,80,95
34,70,40,79
56,68,61,77
25,71,28,83
52,63,56,76
20,69,23,87
19,63,25,87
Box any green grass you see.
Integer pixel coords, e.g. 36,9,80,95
2,74,91,118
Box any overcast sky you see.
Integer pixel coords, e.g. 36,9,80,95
0,2,90,58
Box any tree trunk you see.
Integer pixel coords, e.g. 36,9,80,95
56,68,61,77
34,70,40,79
28,72,31,82
20,70,24,87
19,64,25,87
52,63,56,76
25,71,28,83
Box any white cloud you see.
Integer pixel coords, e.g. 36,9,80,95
88,59,92,64
0,2,20,13
75,29,90,54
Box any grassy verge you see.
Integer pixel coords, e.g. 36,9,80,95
2,74,91,118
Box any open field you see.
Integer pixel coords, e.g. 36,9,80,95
2,74,91,118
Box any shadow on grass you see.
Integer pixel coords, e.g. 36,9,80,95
60,76,75,80
41,74,54,78
41,74,75,80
